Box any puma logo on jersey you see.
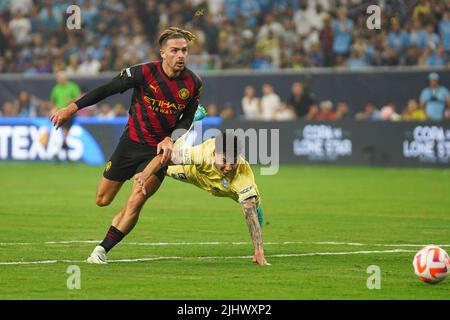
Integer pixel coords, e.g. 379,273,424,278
150,84,159,93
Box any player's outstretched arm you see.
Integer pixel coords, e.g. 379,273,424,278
50,70,137,129
241,197,270,266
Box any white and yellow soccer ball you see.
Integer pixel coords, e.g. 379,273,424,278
413,245,450,284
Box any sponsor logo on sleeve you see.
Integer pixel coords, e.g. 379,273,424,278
239,186,253,194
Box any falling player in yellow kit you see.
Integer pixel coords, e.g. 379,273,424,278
135,126,270,266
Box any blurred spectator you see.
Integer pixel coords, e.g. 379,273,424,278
413,0,431,21
36,100,53,117
305,104,319,121
260,83,281,120
445,107,450,120
220,103,236,120
258,13,285,40
113,103,127,116
308,42,324,66
237,29,255,68
332,7,353,57
97,103,115,118
251,51,274,70
387,18,409,54
273,102,296,121
201,15,219,55
335,102,350,120
409,19,427,49
0,19,8,57
419,72,450,121
439,10,450,52
206,103,220,118
425,45,448,66
316,100,336,121
346,46,369,69
287,81,315,118
37,2,63,35
78,53,101,75
10,0,34,15
319,14,334,66
402,99,427,121
240,0,261,28
15,90,38,117
241,85,261,120
380,104,401,121
293,2,312,37
424,23,440,50
66,54,80,76
1,101,18,117
255,29,280,68
8,10,31,44
355,103,382,121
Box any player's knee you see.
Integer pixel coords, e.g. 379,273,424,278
95,194,112,207
128,194,146,208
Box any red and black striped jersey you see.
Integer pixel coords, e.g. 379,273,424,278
116,61,202,146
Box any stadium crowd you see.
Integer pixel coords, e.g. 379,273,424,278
1,0,450,74
232,72,450,121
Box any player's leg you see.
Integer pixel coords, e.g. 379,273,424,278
95,176,124,207
95,136,137,207
61,117,74,150
53,120,73,162
87,143,166,264
87,175,162,264
87,136,144,264
113,174,162,234
62,127,69,149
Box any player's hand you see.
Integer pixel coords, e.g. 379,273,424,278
157,137,173,165
253,251,271,266
49,103,78,130
134,172,149,195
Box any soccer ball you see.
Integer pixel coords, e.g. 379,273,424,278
413,245,450,284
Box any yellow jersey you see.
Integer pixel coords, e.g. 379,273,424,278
167,138,260,203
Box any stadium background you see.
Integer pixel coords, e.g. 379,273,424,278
0,0,450,300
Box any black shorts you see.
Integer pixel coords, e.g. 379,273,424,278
103,135,167,182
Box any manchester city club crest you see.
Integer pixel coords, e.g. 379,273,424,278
221,177,229,188
178,88,190,100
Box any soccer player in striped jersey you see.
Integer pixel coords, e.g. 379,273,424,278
50,27,202,264
135,125,270,266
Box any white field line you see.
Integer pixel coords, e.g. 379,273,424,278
0,249,416,266
0,240,449,248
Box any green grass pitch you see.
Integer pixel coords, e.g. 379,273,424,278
0,163,449,299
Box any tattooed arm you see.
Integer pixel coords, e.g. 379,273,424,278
241,196,270,266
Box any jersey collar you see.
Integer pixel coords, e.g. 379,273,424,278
159,61,185,80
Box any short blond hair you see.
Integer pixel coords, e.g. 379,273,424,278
158,27,196,47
